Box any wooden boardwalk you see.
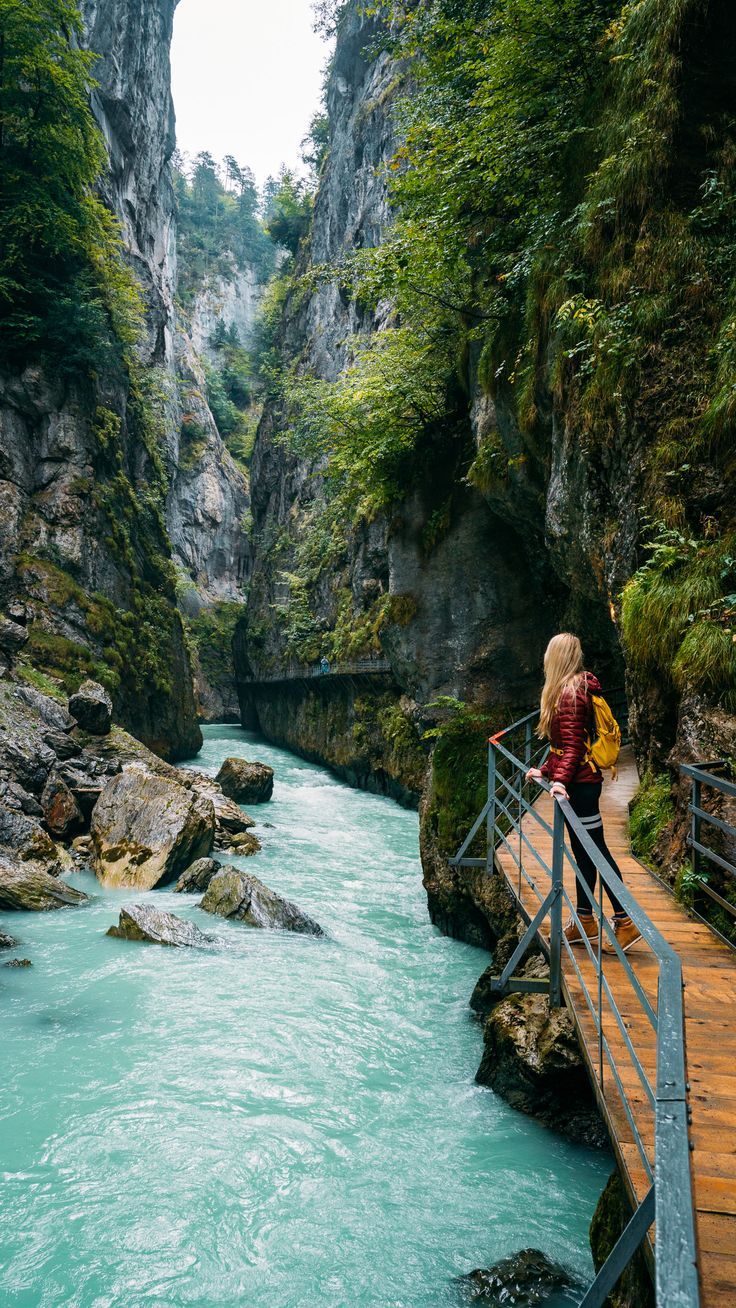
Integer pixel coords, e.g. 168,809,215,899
495,747,736,1308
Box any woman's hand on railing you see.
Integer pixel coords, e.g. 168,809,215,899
525,767,543,782
550,781,569,801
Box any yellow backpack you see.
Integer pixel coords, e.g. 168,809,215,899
586,694,622,779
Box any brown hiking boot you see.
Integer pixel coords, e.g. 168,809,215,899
563,914,598,946
603,915,642,955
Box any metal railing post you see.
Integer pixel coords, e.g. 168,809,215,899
691,776,701,880
486,743,496,875
524,717,532,771
549,799,564,1008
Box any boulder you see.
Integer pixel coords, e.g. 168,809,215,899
4,958,32,969
42,728,82,761
0,858,88,910
106,904,215,947
0,926,19,949
41,773,84,839
187,771,257,832
0,779,44,818
90,765,215,889
456,1249,582,1305
475,964,606,1147
174,856,222,893
14,685,74,733
0,805,63,876
71,834,94,855
216,757,274,804
0,616,29,655
68,679,112,735
200,867,323,935
218,830,261,855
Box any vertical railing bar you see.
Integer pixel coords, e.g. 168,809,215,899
549,802,564,1007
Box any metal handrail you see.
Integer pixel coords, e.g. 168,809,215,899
451,708,699,1308
681,760,736,923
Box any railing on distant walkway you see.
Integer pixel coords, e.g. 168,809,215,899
450,707,699,1308
241,657,393,685
681,760,736,929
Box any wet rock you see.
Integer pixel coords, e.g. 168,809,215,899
0,926,19,948
216,757,274,804
476,972,606,1147
0,858,88,910
91,765,215,889
4,957,32,968
41,773,85,839
71,835,94,855
200,867,324,935
217,830,261,856
187,771,257,833
106,904,215,948
0,805,63,876
456,1249,583,1305
174,856,222,893
68,680,112,735
0,616,29,655
589,1171,654,1308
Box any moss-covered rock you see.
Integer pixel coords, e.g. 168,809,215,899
589,1170,654,1308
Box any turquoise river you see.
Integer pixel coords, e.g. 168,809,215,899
0,724,610,1307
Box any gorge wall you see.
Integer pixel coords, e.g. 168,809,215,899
240,0,736,930
0,0,250,750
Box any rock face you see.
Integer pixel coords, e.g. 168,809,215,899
200,868,324,936
216,757,274,804
589,1171,654,1308
0,806,63,878
91,766,215,890
68,681,112,735
174,857,222,893
106,904,215,948
456,1249,583,1306
0,859,88,911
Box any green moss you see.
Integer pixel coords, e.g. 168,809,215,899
629,771,675,868
621,529,736,707
423,699,499,856
351,694,427,796
25,627,115,693
186,602,247,685
15,662,66,701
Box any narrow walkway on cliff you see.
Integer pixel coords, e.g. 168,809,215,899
480,737,736,1308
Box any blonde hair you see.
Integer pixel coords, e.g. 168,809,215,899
537,633,585,738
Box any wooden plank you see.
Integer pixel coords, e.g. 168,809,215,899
492,745,736,1306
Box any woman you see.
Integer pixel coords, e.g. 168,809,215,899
525,633,641,953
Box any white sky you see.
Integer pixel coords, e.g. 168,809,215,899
171,0,331,188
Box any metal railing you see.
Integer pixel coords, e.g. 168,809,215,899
681,760,736,927
241,657,393,685
450,709,699,1308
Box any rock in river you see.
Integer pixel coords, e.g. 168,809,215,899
68,679,112,735
91,765,215,890
107,904,215,947
200,868,323,936
0,859,88,911
0,926,19,948
456,1249,582,1305
174,856,222,893
215,757,274,804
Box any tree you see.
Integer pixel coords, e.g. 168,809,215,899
0,0,140,369
263,168,312,255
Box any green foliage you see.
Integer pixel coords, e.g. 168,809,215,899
629,771,675,868
423,698,497,854
0,0,144,371
187,602,246,685
173,151,275,299
263,168,313,255
621,528,736,708
285,322,458,517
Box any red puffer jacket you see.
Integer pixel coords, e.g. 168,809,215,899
540,672,603,787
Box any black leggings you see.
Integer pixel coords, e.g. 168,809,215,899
564,783,625,917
